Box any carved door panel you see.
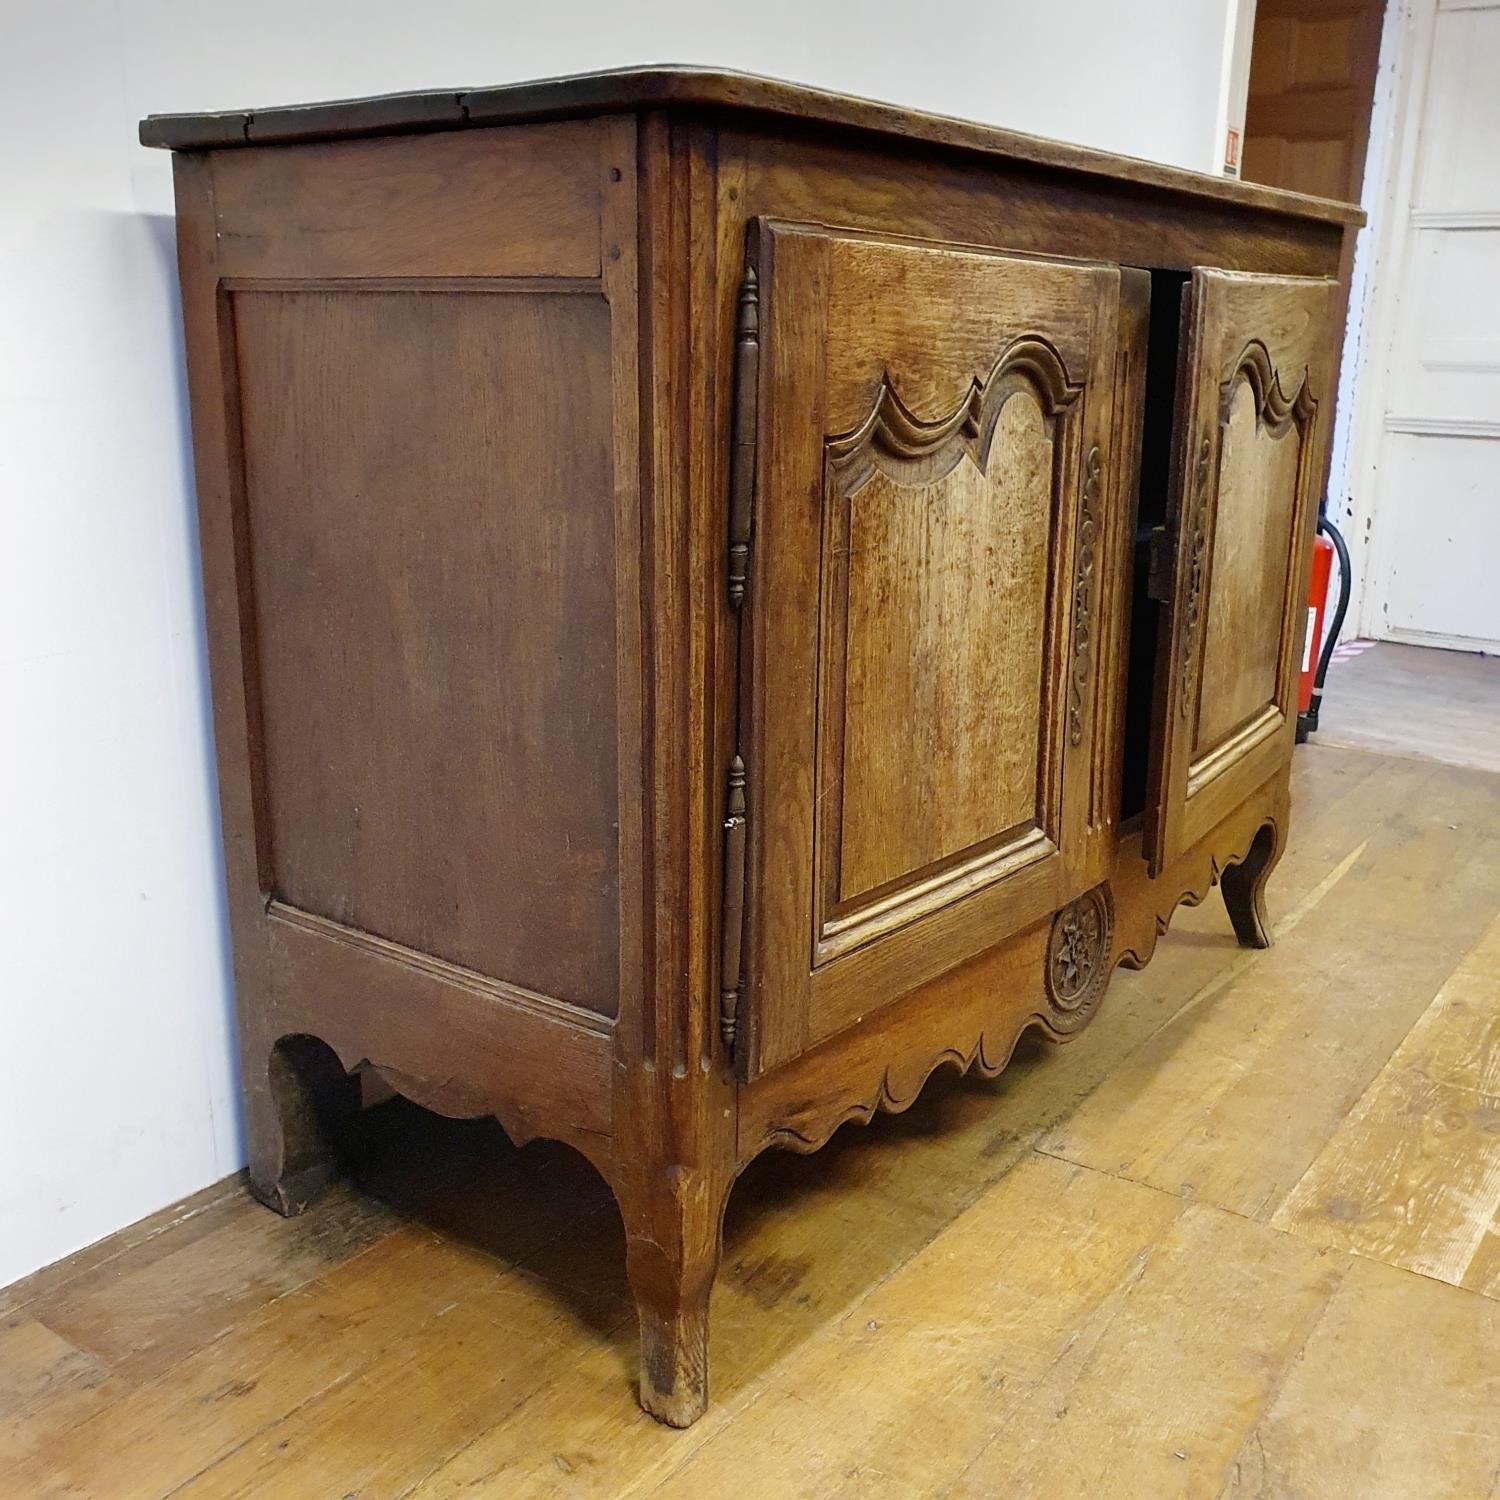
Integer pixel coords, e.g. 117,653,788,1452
1145,269,1336,874
735,221,1132,1078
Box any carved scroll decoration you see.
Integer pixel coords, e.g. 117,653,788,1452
748,793,1285,1166
1179,436,1213,720
753,1023,1039,1157
1068,444,1103,747
1119,804,1285,970
809,335,1084,945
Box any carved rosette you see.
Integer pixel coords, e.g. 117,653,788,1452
1043,884,1113,1034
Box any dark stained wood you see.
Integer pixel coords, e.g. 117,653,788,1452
207,123,607,281
166,115,642,1235
170,149,293,1225
608,110,739,1428
148,72,1358,1429
1089,266,1153,885
234,284,620,1014
729,124,1351,281
263,904,615,1144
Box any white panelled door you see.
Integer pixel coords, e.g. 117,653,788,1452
1367,0,1500,652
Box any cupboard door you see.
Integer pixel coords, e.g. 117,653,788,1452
1145,269,1336,873
737,222,1130,1077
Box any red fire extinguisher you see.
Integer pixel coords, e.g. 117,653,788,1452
1296,513,1350,743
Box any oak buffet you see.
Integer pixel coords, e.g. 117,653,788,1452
140,68,1361,1427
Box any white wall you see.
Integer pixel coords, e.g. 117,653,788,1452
1217,0,1259,176
0,0,1244,1289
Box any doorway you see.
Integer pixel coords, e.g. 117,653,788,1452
1347,0,1500,653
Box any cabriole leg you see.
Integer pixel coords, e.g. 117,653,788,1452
618,1165,731,1428
244,1033,360,1217
1221,820,1282,949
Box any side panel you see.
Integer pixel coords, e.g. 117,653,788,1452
173,118,641,1153
234,285,620,1013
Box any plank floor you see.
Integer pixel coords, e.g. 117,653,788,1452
1318,640,1500,775
5,726,1500,1494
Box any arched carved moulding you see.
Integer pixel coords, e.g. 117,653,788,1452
826,334,1082,493
1179,345,1319,724
1221,339,1317,435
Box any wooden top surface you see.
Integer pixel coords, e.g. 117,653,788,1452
139,65,1362,227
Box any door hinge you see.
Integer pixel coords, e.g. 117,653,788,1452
719,242,760,1062
718,754,748,1053
1146,525,1174,602
726,261,760,609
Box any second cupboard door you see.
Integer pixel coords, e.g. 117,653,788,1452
1145,269,1337,872
738,221,1132,1077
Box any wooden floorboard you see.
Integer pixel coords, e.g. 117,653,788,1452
1318,640,1500,774
1273,907,1500,1296
1040,756,1500,1222
7,658,1500,1497
1218,1255,1500,1500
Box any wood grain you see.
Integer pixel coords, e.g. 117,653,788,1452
744,223,1122,1073
1195,378,1301,749
1220,1254,1500,1500
648,1154,1190,1500
1147,269,1336,869
9,1229,505,1495
1045,756,1500,1222
732,126,1348,288
835,383,1052,901
943,1202,1343,1500
0,1320,117,1471
1273,908,1500,1295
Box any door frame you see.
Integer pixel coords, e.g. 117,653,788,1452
1339,0,1500,651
